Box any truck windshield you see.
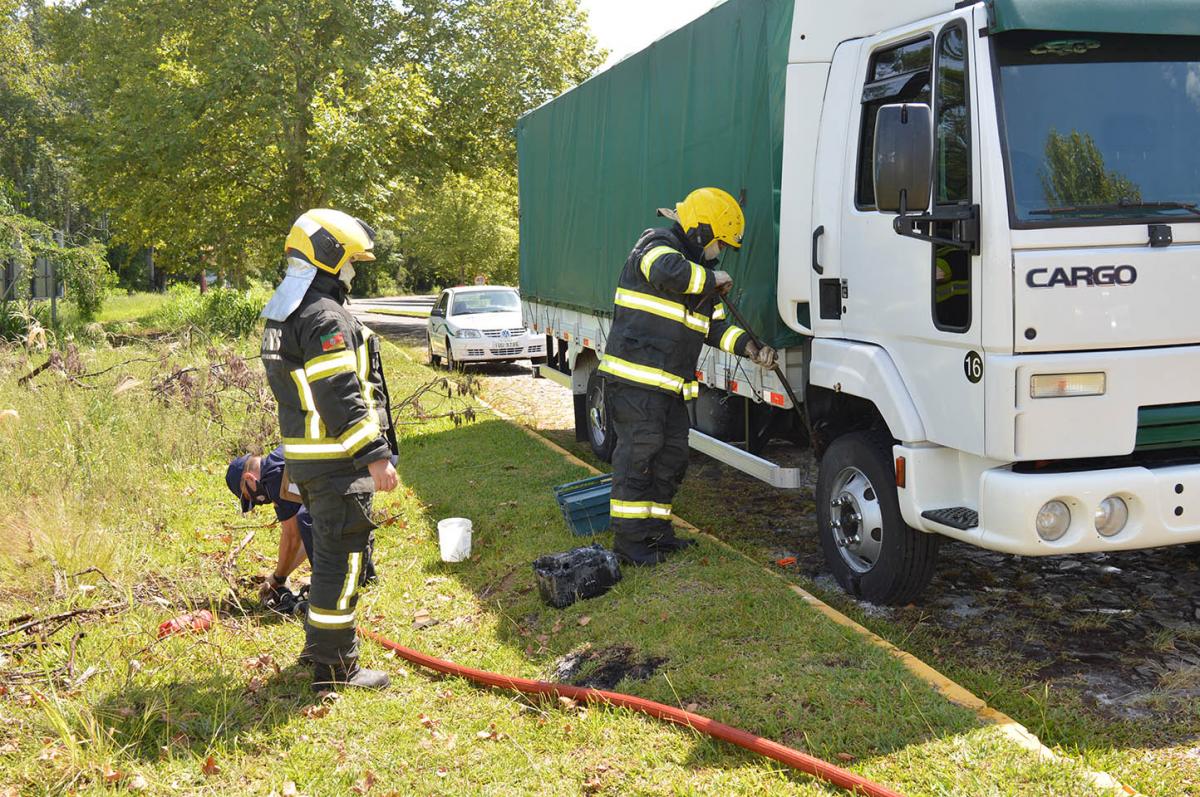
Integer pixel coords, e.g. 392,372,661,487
996,33,1200,225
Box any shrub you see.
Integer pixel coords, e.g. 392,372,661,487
0,300,51,344
149,284,269,338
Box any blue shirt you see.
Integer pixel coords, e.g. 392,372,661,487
259,446,313,561
259,446,302,522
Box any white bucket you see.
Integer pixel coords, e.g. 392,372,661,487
437,518,473,563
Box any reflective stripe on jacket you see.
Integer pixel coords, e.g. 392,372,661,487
600,224,750,398
261,272,392,480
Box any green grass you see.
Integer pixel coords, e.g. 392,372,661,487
512,397,1198,796
0,339,1116,795
361,306,432,318
55,291,172,330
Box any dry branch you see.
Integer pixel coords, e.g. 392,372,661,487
0,602,127,641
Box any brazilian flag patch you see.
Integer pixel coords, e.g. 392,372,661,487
320,331,347,352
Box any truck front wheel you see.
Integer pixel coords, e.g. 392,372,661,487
816,431,939,605
585,371,616,463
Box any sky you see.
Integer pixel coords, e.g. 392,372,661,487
579,0,721,69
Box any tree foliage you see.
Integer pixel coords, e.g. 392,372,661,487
1041,129,1142,209
49,0,603,289
0,193,112,319
400,0,604,175
53,0,435,280
405,169,519,288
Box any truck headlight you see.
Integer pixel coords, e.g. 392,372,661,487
1094,496,1129,538
1036,499,1071,541
1030,372,1106,399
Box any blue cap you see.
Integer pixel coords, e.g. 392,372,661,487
226,455,253,513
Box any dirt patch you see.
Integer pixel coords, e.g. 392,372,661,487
552,645,668,690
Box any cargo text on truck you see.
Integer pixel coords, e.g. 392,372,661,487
517,0,1200,604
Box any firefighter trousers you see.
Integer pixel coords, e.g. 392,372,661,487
296,471,378,666
608,381,690,545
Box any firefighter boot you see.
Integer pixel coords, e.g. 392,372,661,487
613,535,670,567
311,662,391,692
652,533,697,554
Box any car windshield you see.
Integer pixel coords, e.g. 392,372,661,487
996,33,1200,225
450,290,520,316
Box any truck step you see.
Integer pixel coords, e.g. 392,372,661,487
921,507,979,531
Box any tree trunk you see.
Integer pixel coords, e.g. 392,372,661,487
284,7,316,223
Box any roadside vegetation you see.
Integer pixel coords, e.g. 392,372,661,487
1,0,604,324
0,316,1117,795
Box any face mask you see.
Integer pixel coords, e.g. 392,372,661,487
339,261,356,290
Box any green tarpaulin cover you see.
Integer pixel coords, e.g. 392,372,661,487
516,0,801,349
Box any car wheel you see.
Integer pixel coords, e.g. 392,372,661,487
444,337,461,372
815,430,940,605
585,370,616,463
428,333,441,367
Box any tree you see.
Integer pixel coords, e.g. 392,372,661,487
2,2,114,318
54,0,434,281
0,1,91,234
393,1,603,291
1041,129,1141,209
0,193,112,319
48,0,603,289
399,0,605,176
404,169,518,287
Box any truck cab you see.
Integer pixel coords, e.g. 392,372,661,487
518,0,1200,605
779,0,1200,602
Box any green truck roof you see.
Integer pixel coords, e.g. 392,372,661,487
516,0,802,350
988,0,1200,36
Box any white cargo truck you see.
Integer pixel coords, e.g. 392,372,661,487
516,0,1200,604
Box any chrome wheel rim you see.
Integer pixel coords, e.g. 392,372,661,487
588,383,607,448
829,466,884,574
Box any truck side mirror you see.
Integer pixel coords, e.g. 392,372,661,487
873,103,933,214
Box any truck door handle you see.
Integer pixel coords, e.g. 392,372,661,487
812,226,825,275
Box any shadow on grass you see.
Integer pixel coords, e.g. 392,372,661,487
86,662,318,764
393,418,983,777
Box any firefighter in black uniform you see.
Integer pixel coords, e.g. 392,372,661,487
260,209,399,691
600,187,778,566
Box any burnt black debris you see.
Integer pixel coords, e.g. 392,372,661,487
552,645,667,690
533,544,622,609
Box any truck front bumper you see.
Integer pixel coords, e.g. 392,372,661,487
916,460,1200,555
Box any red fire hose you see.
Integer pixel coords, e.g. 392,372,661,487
361,629,904,797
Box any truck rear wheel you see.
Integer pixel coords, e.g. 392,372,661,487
585,370,616,463
816,431,939,605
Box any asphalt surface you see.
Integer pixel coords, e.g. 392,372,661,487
356,299,1200,735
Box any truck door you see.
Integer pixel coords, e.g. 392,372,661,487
836,12,985,455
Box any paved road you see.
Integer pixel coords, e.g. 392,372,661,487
357,298,1200,732
353,302,577,432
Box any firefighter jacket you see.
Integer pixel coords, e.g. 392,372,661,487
600,224,752,399
261,271,393,481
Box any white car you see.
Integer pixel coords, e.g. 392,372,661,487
426,286,545,369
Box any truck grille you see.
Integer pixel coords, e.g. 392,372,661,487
1135,402,1200,452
